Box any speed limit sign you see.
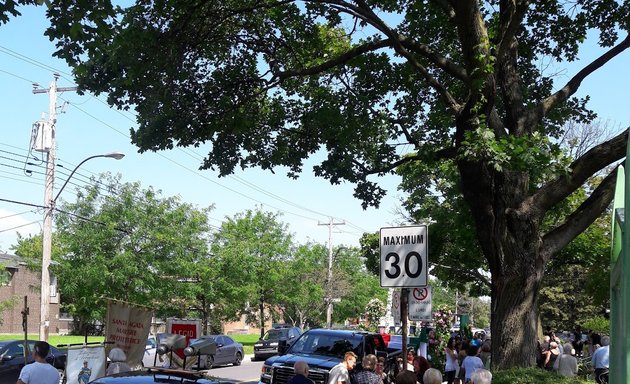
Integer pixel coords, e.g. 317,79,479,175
380,225,428,287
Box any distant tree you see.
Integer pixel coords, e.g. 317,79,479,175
211,209,292,337
332,247,386,325
279,242,328,329
33,173,213,330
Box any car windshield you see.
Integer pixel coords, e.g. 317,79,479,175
262,329,287,341
289,333,360,358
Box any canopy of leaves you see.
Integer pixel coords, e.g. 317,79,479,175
210,208,293,327
46,173,212,323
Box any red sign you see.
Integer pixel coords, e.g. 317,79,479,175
169,321,200,358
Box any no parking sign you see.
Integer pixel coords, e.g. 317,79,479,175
408,286,432,321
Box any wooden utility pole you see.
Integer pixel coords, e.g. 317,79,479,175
319,217,345,328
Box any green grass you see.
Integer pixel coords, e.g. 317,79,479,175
232,334,260,355
493,367,591,384
1,333,260,354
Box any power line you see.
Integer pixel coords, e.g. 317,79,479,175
1,48,374,237
0,220,41,233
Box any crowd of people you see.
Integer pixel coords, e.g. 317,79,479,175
536,325,609,383
287,340,493,384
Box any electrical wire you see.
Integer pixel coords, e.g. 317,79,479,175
1,49,376,237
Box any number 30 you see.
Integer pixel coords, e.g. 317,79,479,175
384,251,423,278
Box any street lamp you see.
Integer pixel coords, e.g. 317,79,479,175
40,152,125,341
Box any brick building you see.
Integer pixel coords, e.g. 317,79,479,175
0,252,61,334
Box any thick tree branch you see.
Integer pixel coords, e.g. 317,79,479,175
495,0,529,135
495,0,529,62
399,37,468,81
531,34,630,124
530,128,628,212
351,0,462,115
541,165,618,258
431,262,491,288
276,39,391,80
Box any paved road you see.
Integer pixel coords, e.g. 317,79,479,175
203,355,263,384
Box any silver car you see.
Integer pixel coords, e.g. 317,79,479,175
197,335,244,369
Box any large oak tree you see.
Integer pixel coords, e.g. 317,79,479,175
20,0,629,368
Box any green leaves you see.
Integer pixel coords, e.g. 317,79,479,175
459,128,570,178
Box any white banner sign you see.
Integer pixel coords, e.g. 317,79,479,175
408,286,432,321
66,346,106,384
106,300,153,366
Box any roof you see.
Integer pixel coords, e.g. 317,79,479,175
0,252,24,269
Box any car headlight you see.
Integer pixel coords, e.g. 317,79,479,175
270,342,278,347
255,343,263,347
262,365,273,375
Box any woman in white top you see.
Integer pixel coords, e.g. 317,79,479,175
444,337,459,384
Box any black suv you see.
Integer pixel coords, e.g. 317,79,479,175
258,329,400,384
254,326,302,361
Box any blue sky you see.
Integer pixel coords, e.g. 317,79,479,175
0,5,404,252
1,5,629,253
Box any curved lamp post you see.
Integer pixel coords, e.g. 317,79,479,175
40,152,125,341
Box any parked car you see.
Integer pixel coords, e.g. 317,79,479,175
254,326,302,361
89,367,232,384
0,340,67,384
195,335,243,369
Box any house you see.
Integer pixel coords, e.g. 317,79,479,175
0,252,61,334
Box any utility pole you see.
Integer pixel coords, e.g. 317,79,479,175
32,74,77,342
318,217,345,328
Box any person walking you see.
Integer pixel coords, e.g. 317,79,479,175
327,352,358,384
16,341,59,384
591,336,609,384
289,361,315,384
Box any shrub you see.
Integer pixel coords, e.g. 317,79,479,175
580,316,609,335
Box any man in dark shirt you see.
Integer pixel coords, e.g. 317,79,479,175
289,361,315,384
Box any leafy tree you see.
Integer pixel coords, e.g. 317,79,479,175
210,209,293,337
42,0,630,368
331,246,386,326
279,242,328,329
42,173,212,330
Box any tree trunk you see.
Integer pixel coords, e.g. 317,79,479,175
459,157,545,368
491,266,542,369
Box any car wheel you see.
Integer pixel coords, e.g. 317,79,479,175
206,355,214,369
234,352,242,366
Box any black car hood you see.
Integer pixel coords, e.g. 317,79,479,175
264,353,341,370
